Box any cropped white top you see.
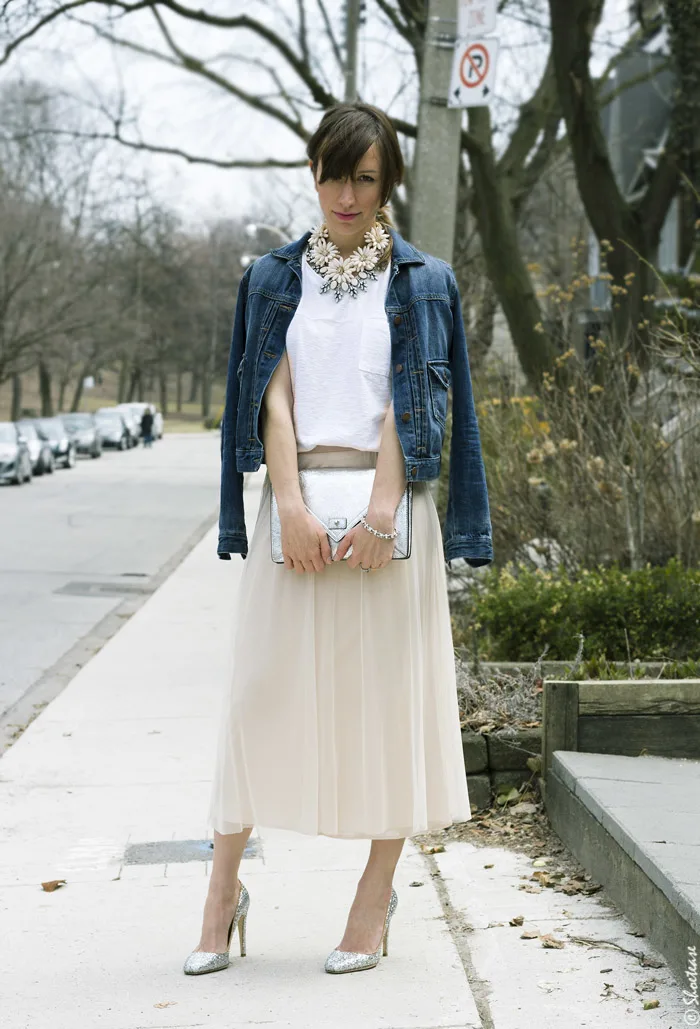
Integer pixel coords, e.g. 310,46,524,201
285,249,393,453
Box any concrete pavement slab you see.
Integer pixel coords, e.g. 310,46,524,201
432,841,689,1027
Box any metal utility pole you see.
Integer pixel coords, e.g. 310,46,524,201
410,0,462,263
344,0,361,102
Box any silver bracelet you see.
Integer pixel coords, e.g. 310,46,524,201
360,515,398,540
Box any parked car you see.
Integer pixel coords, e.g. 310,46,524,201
118,402,164,440
58,412,103,458
0,422,32,485
94,409,130,450
16,420,55,475
33,417,77,468
96,406,139,448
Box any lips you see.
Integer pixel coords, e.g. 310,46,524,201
334,211,359,221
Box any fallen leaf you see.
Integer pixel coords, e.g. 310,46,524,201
420,844,445,854
509,915,524,926
409,880,424,887
512,803,538,816
521,930,540,939
634,978,660,993
642,999,660,1010
41,879,66,892
484,863,494,869
519,883,542,894
154,1001,177,1009
540,934,565,949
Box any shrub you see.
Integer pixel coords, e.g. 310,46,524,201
455,557,700,662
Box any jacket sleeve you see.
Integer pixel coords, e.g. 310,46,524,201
217,264,253,560
443,271,494,567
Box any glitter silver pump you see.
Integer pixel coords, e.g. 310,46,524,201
324,887,398,974
183,880,250,975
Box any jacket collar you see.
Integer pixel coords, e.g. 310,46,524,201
268,226,426,265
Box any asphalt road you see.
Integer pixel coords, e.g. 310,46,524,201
0,433,222,721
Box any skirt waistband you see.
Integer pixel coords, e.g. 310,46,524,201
296,449,379,470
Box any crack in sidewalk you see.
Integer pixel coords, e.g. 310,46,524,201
419,848,493,1029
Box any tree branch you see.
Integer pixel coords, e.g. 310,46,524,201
498,50,559,183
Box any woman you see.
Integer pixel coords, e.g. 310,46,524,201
184,102,493,977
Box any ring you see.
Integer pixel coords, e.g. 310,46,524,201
361,566,371,573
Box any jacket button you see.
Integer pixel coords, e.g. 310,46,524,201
411,466,418,476
401,412,410,423
393,315,402,326
395,363,403,373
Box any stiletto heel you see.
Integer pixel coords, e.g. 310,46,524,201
183,880,250,975
238,909,247,957
325,887,398,974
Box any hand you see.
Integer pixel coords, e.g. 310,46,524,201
280,508,332,574
334,513,395,571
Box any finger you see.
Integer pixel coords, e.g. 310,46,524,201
310,550,326,572
319,534,333,565
334,536,351,561
283,555,294,571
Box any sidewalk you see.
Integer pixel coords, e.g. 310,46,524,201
0,470,689,1028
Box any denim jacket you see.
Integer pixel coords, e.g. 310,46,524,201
218,227,493,567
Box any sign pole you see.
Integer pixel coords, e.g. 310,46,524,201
344,0,361,103
410,0,462,264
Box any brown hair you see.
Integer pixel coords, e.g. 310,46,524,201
306,102,404,228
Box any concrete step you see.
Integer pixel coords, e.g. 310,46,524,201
546,750,700,987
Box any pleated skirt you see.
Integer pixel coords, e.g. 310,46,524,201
207,448,472,839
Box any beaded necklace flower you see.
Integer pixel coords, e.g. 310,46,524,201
306,220,392,302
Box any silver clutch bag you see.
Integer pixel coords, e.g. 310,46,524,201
270,467,413,563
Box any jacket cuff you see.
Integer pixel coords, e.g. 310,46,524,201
443,534,493,568
217,532,249,559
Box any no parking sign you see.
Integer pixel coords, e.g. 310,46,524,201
448,36,499,108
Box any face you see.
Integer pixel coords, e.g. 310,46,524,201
310,143,383,247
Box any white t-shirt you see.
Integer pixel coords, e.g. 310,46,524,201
285,249,393,452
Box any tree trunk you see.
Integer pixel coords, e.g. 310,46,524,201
10,374,22,421
57,376,68,413
201,374,211,420
127,365,142,402
189,370,200,404
159,364,168,416
467,108,559,385
38,359,53,416
118,356,129,403
176,371,183,412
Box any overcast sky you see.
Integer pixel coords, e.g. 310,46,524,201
5,0,629,237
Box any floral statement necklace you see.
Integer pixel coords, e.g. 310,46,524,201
306,221,392,302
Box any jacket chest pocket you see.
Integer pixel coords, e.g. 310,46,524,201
359,317,391,378
427,360,451,427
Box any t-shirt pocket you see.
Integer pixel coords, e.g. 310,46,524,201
358,317,391,378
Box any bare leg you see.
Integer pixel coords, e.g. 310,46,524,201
194,827,253,953
335,838,405,953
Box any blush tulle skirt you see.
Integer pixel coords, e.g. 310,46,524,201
207,448,472,839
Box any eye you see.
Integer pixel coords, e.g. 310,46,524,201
357,174,375,183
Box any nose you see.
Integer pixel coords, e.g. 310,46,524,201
337,178,357,208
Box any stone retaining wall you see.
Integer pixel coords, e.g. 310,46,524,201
462,727,542,811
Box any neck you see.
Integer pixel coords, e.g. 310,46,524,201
326,227,367,260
